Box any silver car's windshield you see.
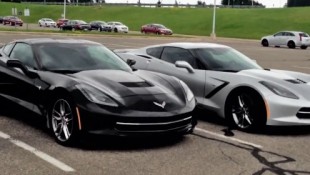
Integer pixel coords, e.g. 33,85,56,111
195,47,262,72
36,43,131,72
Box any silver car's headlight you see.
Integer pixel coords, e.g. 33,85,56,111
76,84,118,107
260,81,299,99
179,80,194,101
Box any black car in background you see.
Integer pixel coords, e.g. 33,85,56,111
0,38,196,145
89,21,112,32
60,20,91,31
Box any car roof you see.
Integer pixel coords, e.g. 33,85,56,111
278,31,307,34
11,38,100,45
145,42,230,49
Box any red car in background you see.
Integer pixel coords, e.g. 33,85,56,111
141,23,173,35
3,16,23,26
56,18,69,28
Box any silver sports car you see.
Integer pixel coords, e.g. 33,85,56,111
116,42,310,130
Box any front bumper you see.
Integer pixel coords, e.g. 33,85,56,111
266,94,310,126
77,102,196,136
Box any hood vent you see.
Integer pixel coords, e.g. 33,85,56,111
285,79,306,84
120,81,153,88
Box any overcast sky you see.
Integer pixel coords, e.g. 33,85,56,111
105,0,287,8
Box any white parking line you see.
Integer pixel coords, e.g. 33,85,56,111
0,131,75,172
194,127,263,149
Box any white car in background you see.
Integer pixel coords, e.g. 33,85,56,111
261,31,310,49
38,18,56,27
107,21,129,33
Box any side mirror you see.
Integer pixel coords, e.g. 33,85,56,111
175,61,195,73
126,59,136,66
7,59,38,78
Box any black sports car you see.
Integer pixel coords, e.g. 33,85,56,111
0,38,196,145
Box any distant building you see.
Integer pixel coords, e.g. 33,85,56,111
287,0,310,7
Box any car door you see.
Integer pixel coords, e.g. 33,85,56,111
272,32,285,46
145,47,206,104
0,42,40,109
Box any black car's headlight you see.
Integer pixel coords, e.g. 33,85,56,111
260,81,299,99
76,84,118,107
179,80,194,101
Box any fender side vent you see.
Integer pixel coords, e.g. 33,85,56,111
120,82,152,87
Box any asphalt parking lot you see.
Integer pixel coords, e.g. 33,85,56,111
0,31,310,175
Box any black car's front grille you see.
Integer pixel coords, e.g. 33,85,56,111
296,107,310,119
115,113,193,133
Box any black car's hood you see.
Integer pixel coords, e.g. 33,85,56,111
70,69,172,98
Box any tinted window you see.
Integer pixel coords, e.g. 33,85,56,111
36,43,131,72
146,47,163,58
299,33,309,37
3,43,15,56
10,43,37,69
274,32,284,36
195,47,262,72
161,47,197,68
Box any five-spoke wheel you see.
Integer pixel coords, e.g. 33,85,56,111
226,89,266,131
50,98,79,145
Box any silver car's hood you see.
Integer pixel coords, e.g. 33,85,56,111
238,69,297,80
236,69,310,99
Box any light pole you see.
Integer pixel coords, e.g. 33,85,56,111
210,0,216,39
63,0,66,19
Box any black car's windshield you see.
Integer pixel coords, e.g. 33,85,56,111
36,43,131,72
195,47,262,72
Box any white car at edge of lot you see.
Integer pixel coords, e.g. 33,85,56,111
107,21,129,33
38,18,56,27
261,31,310,49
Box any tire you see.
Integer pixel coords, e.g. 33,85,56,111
301,46,308,50
49,97,80,146
287,41,296,49
225,88,267,131
39,23,42,27
261,39,269,47
114,28,118,33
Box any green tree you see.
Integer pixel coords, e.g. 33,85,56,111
287,0,310,7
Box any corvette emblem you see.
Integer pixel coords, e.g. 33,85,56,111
153,101,166,109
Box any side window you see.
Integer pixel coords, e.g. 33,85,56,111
10,43,37,69
146,47,163,58
3,43,15,56
161,47,197,68
275,32,283,37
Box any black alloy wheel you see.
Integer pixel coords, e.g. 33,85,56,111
261,39,269,47
226,89,266,131
301,46,308,50
50,97,80,145
287,41,296,49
